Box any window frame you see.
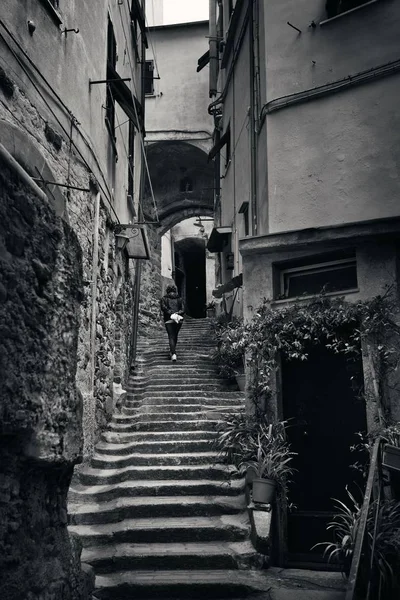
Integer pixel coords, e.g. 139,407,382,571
277,256,358,300
321,0,379,25
38,0,62,25
144,60,155,96
106,16,117,143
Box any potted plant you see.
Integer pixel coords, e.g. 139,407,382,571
206,300,216,319
242,424,296,504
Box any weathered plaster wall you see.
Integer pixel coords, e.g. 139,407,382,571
1,0,142,219
256,0,400,236
266,77,400,234
0,159,92,599
145,21,212,137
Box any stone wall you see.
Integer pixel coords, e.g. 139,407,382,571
0,158,92,599
138,224,163,334
0,74,137,457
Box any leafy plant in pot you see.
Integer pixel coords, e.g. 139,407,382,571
242,423,296,504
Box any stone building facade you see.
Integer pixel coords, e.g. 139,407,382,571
207,0,400,564
0,0,147,454
0,0,147,597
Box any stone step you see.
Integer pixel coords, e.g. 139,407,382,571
91,569,270,599
112,411,214,423
95,438,213,455
81,540,257,573
76,464,236,486
130,384,229,392
90,451,220,469
128,377,225,386
101,430,217,443
107,419,221,433
69,494,246,525
127,391,242,399
68,514,249,546
123,396,243,408
69,478,243,503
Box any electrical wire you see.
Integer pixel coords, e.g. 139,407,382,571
0,21,120,222
107,82,146,220
145,0,161,80
118,0,159,223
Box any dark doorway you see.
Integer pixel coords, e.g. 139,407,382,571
175,238,206,318
281,344,367,565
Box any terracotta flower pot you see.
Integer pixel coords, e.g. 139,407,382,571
382,444,400,473
252,477,276,504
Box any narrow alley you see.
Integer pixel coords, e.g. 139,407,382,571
2,1,400,599
68,318,346,600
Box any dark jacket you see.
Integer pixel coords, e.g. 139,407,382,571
160,291,184,323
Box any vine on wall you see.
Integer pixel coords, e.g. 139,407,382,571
244,290,400,421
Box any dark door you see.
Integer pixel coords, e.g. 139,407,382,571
281,344,367,565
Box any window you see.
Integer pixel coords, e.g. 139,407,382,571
239,201,249,236
106,17,117,140
275,251,358,299
179,176,193,192
38,0,62,24
325,0,375,19
128,120,135,199
208,125,231,170
144,60,154,95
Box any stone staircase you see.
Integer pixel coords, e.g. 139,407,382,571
68,318,266,598
68,318,347,600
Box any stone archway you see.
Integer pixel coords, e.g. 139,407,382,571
138,141,214,331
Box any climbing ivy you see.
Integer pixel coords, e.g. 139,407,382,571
244,289,400,414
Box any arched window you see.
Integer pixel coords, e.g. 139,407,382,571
179,176,193,192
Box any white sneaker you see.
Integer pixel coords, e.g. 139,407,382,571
171,354,177,362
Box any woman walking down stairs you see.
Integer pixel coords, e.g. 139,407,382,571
68,319,346,600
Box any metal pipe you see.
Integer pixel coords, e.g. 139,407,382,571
249,0,258,235
0,142,48,203
31,178,91,192
209,0,218,98
130,0,147,368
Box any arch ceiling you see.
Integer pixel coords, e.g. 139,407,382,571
144,141,214,230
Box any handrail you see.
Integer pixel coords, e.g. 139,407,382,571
345,437,384,600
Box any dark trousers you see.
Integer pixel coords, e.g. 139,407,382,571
165,321,182,355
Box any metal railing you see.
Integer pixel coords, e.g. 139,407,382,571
345,438,385,600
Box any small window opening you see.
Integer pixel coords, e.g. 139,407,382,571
275,250,358,299
128,120,135,199
106,17,117,140
144,60,154,95
179,176,193,192
325,0,374,19
239,201,249,236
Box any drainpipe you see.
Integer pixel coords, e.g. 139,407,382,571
130,0,147,367
209,0,218,98
249,0,258,236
